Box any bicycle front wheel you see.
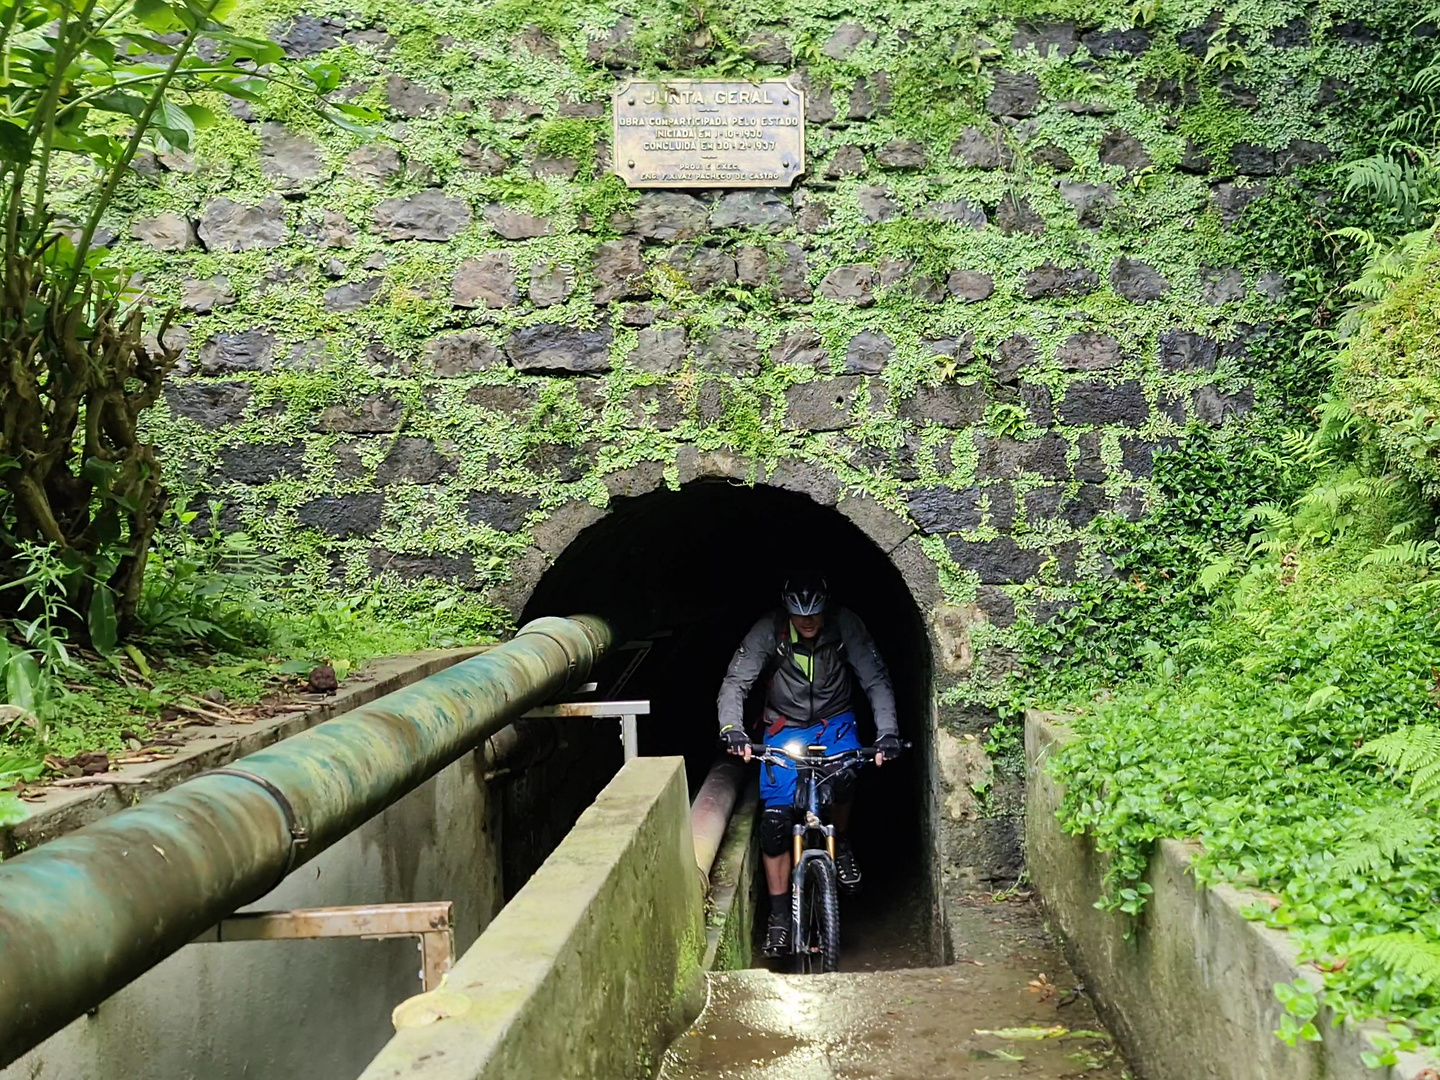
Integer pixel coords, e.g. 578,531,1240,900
795,856,840,974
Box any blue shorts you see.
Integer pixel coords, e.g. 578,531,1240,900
759,712,861,808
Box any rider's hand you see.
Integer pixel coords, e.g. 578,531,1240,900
875,733,902,767
721,728,749,759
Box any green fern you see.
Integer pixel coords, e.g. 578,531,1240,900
1362,725,1440,804
1358,539,1440,571
1352,933,1440,990
1333,806,1430,876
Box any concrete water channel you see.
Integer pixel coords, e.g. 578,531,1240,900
4,608,1438,1077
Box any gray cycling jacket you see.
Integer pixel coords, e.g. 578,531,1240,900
716,606,898,737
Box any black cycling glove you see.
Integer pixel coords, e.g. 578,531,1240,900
721,728,749,754
876,733,903,758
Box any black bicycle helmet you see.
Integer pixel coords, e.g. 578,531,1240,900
781,575,829,616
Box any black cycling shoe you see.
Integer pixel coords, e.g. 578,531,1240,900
835,838,862,893
763,915,791,956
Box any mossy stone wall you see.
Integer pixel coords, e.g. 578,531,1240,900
124,0,1415,883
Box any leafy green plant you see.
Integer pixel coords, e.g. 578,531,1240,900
0,0,368,647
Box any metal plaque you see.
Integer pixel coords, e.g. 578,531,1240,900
612,78,805,189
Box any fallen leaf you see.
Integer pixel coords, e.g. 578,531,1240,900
974,1026,1068,1040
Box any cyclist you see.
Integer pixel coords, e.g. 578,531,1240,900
717,574,900,956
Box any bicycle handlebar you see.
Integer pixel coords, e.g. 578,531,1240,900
735,739,912,767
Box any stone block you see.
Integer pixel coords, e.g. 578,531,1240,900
367,551,474,581
876,139,926,168
347,145,403,183
1012,21,1078,56
987,71,1040,117
1031,143,1075,172
766,459,843,506
772,328,827,368
921,200,988,228
375,437,447,484
694,326,761,376
1192,384,1254,425
844,331,893,374
1026,483,1108,526
452,253,517,309
776,243,812,301
1024,262,1099,299
908,486,985,533
1159,330,1218,372
857,186,899,223
1060,181,1116,228
994,335,1036,383
1098,129,1150,171
199,197,287,251
217,442,303,484
315,395,404,433
275,14,345,56
1200,267,1246,305
467,384,540,413
1111,257,1169,303
899,382,987,427
839,493,914,553
974,434,1069,480
823,22,876,59
166,381,250,429
483,204,550,241
524,442,595,483
426,331,500,376
591,238,648,304
995,193,1045,236
785,377,863,431
297,493,384,537
950,126,1013,169
586,15,638,67
260,123,325,190
200,330,274,375
323,277,383,312
633,192,709,242
374,190,472,241
1081,27,1151,56
623,384,684,430
736,246,768,285
746,31,792,64
529,261,574,307
1056,332,1122,371
464,491,539,532
946,270,994,302
131,213,196,251
507,325,613,374
710,191,793,231
629,325,688,373
946,536,1043,584
1060,380,1148,426
181,276,234,314
818,264,876,305
1211,182,1266,225
663,244,737,292
1075,431,1107,482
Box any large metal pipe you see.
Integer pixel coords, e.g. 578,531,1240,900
0,615,612,1066
691,756,746,887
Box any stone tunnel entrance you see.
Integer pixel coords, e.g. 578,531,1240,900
521,480,942,967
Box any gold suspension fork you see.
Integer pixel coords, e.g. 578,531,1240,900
793,828,803,865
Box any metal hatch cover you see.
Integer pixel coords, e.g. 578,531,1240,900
612,78,806,189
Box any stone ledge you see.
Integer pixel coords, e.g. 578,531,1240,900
1025,711,1440,1080
2,647,487,857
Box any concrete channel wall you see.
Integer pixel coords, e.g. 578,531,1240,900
1,651,503,1080
1026,712,1440,1080
361,756,705,1080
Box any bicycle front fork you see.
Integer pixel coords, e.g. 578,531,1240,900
790,820,836,949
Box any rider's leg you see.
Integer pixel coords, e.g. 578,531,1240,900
758,806,794,954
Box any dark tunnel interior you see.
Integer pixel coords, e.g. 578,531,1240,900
521,480,939,968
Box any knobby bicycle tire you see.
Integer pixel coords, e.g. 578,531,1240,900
796,856,841,974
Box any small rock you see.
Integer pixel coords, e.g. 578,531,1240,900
995,193,1045,235
772,328,828,368
951,126,1013,169
426,330,500,375
736,246,768,286
131,213,196,251
818,264,876,305
1012,21,1078,56
453,252,517,309
1060,380,1149,426
1024,262,1099,299
1159,330,1219,372
296,494,384,537
1099,129,1151,172
694,326,762,376
1059,181,1117,229
275,14,345,57
1031,143,1075,171
374,190,472,241
921,200,988,228
1211,182,1267,225
1111,257,1169,304
507,324,613,374
746,30,792,64
348,145,403,183
200,330,274,374
181,276,234,314
824,145,868,179
845,331,893,374
823,22,876,59
483,203,550,240
1201,267,1246,305
1082,27,1151,56
199,198,288,251
633,192,709,242
710,190,793,232
165,381,250,428
628,325,688,373
460,141,509,174
529,261,574,307
663,245,737,293
260,123,325,190
315,395,404,433
786,377,864,431
987,71,1040,118
946,270,994,302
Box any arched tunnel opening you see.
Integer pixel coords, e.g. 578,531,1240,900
520,480,941,970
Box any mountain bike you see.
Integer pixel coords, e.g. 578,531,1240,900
746,739,909,974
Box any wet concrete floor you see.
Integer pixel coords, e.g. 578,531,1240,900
658,893,1129,1079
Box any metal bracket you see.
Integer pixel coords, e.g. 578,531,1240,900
191,902,454,992
522,699,651,761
